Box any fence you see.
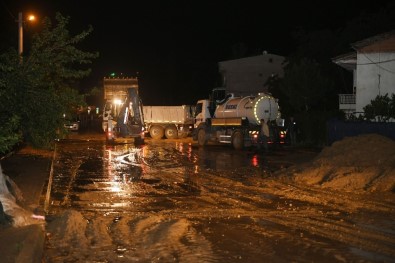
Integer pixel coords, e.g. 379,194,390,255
326,119,395,145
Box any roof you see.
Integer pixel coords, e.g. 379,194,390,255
218,53,285,66
332,52,357,71
351,30,395,52
332,30,395,70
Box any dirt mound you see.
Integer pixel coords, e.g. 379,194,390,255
279,134,395,192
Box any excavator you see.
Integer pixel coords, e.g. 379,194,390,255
102,76,145,145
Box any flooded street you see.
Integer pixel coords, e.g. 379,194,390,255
43,132,395,262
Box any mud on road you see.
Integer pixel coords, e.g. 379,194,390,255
43,134,395,262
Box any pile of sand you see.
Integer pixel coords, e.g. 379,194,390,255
281,134,395,192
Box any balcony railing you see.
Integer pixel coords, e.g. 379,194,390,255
339,94,356,112
339,94,356,104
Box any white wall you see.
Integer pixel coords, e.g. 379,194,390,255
218,54,285,97
356,52,395,113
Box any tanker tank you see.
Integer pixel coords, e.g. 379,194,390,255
214,93,279,125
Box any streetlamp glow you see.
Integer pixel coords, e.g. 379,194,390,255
27,15,36,22
17,12,36,57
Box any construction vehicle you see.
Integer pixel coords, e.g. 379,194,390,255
193,88,283,150
143,105,195,139
102,77,145,144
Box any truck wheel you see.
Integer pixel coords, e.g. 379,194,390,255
150,125,164,139
165,126,178,139
232,131,244,150
197,129,207,146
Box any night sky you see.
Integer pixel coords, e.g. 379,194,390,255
1,0,393,106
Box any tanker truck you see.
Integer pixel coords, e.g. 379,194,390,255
193,88,283,150
102,76,145,145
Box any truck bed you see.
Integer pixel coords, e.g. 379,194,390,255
143,106,194,124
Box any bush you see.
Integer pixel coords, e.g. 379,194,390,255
0,115,22,154
363,93,395,122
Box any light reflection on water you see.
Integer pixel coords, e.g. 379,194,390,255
104,141,264,180
49,139,267,214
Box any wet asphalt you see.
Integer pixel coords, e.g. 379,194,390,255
43,132,394,262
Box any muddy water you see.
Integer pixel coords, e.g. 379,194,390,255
43,137,394,262
47,139,270,214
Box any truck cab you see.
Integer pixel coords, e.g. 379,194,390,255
194,87,227,128
194,99,211,129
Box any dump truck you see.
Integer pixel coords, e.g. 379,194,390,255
143,105,195,139
102,77,145,144
193,88,283,150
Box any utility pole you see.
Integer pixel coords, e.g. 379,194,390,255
18,12,23,57
17,12,36,59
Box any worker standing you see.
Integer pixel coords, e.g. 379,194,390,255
259,118,270,152
287,116,297,145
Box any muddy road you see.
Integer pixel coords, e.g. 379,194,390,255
43,133,395,262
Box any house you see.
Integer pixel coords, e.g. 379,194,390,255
218,52,285,97
333,30,395,119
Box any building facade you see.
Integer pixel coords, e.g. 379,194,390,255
333,31,395,118
218,53,285,97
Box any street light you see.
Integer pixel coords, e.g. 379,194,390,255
17,12,36,56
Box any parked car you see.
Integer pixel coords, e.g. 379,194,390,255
64,119,80,131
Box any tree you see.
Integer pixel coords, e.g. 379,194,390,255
363,93,395,122
267,57,340,145
0,49,24,153
268,57,336,114
0,13,98,153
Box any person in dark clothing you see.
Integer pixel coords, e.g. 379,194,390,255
287,116,297,145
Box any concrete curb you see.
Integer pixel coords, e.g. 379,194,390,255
44,143,57,213
12,144,57,263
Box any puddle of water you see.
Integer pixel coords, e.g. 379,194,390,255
50,139,277,214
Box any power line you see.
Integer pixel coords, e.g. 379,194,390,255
358,57,395,65
360,53,395,74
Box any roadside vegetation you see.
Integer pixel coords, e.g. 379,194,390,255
363,93,395,122
0,13,98,154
